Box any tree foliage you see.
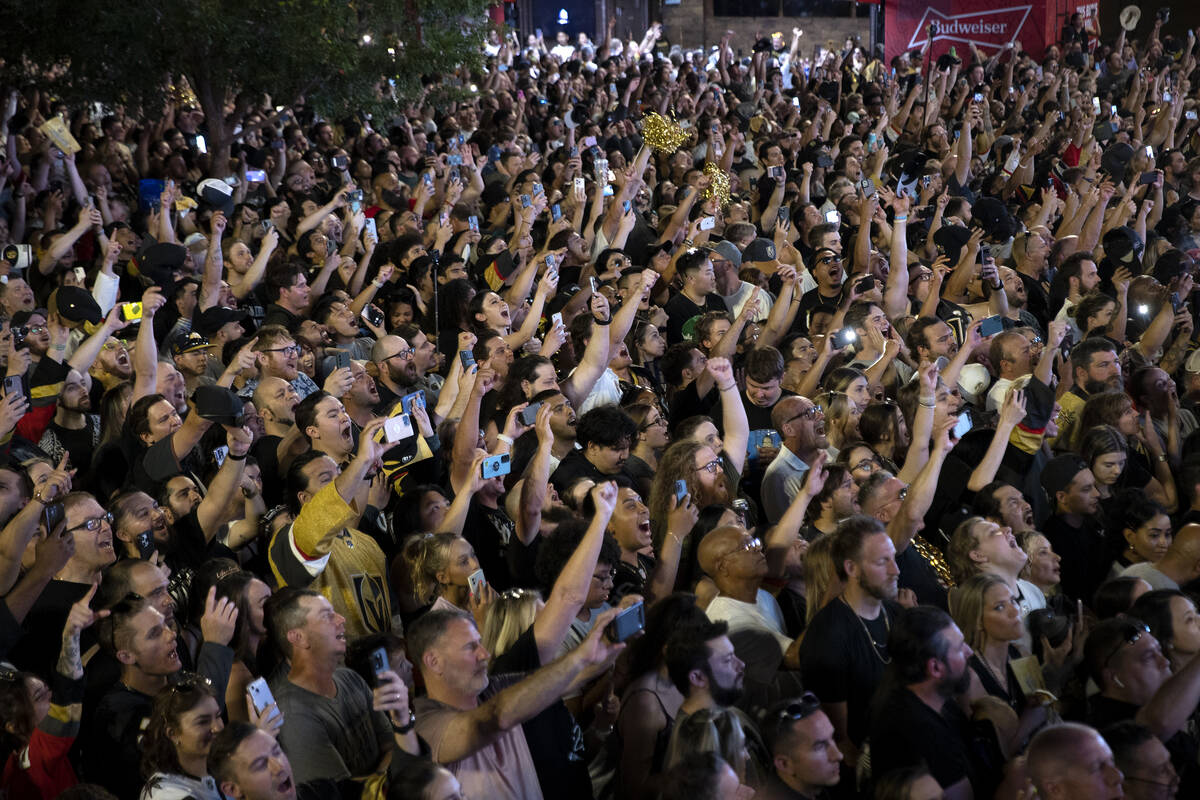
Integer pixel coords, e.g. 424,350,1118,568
1,0,489,115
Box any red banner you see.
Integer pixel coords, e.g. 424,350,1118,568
884,0,1055,67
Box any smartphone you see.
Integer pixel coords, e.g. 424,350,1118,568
370,646,390,680
383,413,415,443
425,141,436,156
1144,145,1154,158
518,401,542,426
674,479,688,504
582,136,597,148
1171,292,1184,312
467,569,487,597
622,200,632,215
856,275,877,292
1189,111,1199,121
1164,91,1172,102
832,328,857,348
363,217,377,240
134,529,155,560
532,182,543,196
973,92,984,103
860,177,876,197
213,445,228,467
519,194,532,208
952,412,973,439
1092,97,1101,115
551,203,562,222
422,172,434,188
933,355,950,372
979,315,1005,337
778,206,790,226
825,210,839,224
468,215,479,232
699,216,716,231
606,601,646,643
43,502,65,534
589,276,599,294
332,349,352,371
979,244,992,263
1139,171,1159,185
195,135,207,154
247,678,281,722
120,302,143,322
544,253,556,272
362,305,385,328
481,453,511,480
573,177,585,196
245,169,267,183
551,312,563,329
401,391,425,416
331,155,349,170
768,165,785,179
459,350,476,370
447,154,463,167
3,375,22,398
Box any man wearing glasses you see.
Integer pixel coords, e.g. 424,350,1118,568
761,396,827,524
760,693,844,800
247,325,319,401
369,334,419,413
1083,615,1200,784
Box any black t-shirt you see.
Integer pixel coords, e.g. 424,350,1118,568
793,288,842,335
7,579,91,680
1042,513,1110,603
45,418,99,473
1017,272,1051,327
491,625,593,800
81,683,153,798
870,688,976,795
463,500,517,590
663,291,726,344
251,434,286,507
798,598,900,747
549,448,630,494
896,543,949,610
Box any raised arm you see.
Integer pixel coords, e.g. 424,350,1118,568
131,288,167,402
195,426,252,540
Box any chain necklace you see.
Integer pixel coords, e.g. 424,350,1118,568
841,596,891,664
912,535,954,589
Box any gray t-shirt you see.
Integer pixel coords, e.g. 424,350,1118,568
272,668,392,785
1119,562,1180,591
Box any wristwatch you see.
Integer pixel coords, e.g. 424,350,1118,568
393,710,417,734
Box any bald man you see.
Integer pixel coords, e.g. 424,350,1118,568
1026,723,1123,800
761,395,827,524
1120,523,1200,590
701,525,804,696
369,334,418,412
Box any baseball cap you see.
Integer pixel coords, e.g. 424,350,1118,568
192,385,246,427
196,178,236,217
194,306,250,338
171,332,214,356
1040,454,1089,500
49,287,102,326
742,238,777,265
709,240,743,269
957,364,992,407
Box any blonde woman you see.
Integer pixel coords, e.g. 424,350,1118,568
662,706,762,790
408,532,494,628
949,574,1049,753
815,391,860,460
803,532,843,630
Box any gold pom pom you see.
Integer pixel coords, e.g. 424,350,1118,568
701,162,731,207
642,112,689,154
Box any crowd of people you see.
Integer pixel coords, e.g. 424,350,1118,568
2,8,1200,800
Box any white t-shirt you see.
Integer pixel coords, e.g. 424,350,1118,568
987,376,1016,412
706,589,793,651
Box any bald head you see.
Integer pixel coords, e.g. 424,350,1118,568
771,396,805,432
1027,723,1121,800
371,334,405,363
697,525,746,576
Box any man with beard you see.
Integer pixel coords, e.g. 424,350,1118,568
1050,337,1122,448
370,334,419,413
111,490,173,565
762,396,828,524
83,588,239,797
868,606,980,800
251,377,303,506
794,248,844,330
393,322,445,412
38,368,101,473
1040,454,1108,603
972,481,1036,535
664,619,746,735
799,516,903,766
248,325,320,400
998,266,1043,335
1052,251,1102,339
801,464,859,541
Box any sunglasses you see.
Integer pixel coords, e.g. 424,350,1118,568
776,691,822,722
1103,619,1151,670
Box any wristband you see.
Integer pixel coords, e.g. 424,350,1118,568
719,383,736,392
497,433,514,445
593,316,612,326
392,710,417,734
226,451,248,461
894,215,908,222
372,279,385,288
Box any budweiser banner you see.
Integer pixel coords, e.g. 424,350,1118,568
884,0,1066,67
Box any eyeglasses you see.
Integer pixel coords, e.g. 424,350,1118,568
1103,619,1151,671
911,273,933,282
722,537,762,559
787,406,821,424
852,457,881,472
640,417,667,431
385,348,415,361
262,345,301,357
694,457,724,475
67,512,114,534
28,325,46,334
776,691,822,722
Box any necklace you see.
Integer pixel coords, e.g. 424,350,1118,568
841,596,891,664
973,647,1013,700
